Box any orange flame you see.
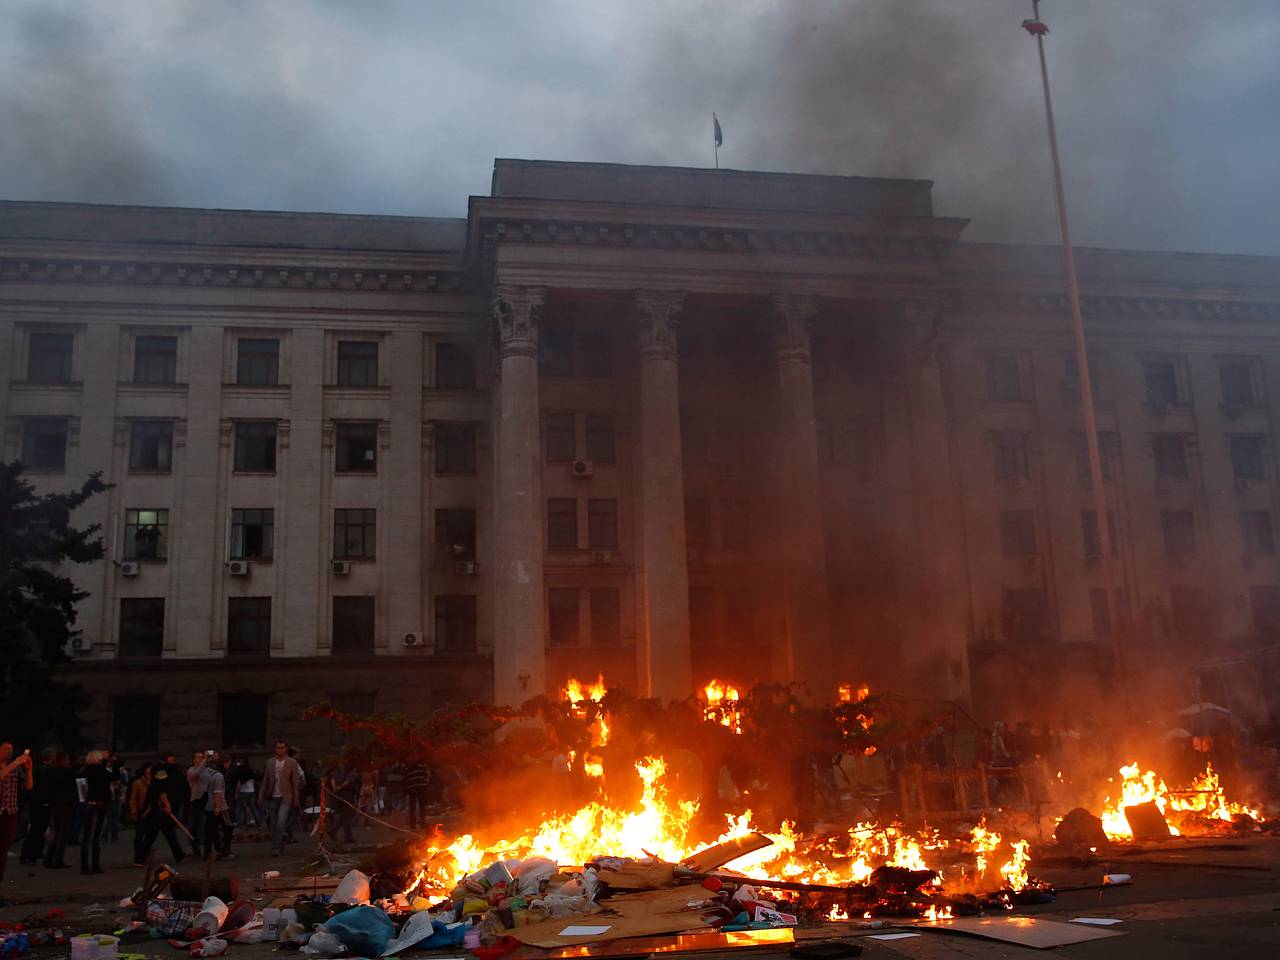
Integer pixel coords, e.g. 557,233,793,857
701,679,744,734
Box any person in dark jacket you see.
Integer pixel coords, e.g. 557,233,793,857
79,751,111,874
42,752,76,869
134,766,187,865
19,751,54,864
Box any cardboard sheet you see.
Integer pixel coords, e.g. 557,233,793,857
919,916,1125,949
605,886,714,918
597,862,677,890
507,911,712,947
683,833,774,873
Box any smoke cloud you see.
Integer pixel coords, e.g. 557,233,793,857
2,0,1277,254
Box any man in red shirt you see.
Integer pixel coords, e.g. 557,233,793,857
0,743,34,885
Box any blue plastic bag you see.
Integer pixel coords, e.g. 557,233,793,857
322,905,395,957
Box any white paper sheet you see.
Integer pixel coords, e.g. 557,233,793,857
557,925,613,937
868,932,920,940
1070,918,1124,926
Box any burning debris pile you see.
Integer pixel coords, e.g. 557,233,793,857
1096,761,1266,841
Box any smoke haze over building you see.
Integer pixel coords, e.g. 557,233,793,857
3,0,1278,255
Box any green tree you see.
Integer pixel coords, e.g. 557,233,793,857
0,463,110,749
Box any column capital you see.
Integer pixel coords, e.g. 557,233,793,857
492,285,546,360
634,290,685,361
771,293,822,365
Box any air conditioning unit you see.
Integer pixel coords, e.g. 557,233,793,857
591,550,615,565
331,560,351,575
69,636,90,654
120,561,141,577
225,560,250,576
453,560,478,576
571,459,594,478
402,631,422,647
1235,478,1251,493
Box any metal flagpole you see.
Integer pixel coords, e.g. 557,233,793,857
1024,1,1126,684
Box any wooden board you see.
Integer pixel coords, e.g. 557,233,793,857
918,916,1125,949
683,833,774,874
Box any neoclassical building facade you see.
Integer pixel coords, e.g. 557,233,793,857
3,159,1279,754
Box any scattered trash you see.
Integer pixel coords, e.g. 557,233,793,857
332,870,372,905
321,905,395,956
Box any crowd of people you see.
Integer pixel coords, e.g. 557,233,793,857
0,738,441,879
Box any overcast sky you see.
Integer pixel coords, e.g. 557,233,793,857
3,0,1278,255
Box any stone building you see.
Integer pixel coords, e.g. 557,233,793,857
2,159,1278,756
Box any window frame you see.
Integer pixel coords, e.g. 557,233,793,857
27,331,74,383
984,354,1024,403
1240,510,1275,556
1161,509,1197,556
435,508,476,561
123,508,170,562
589,587,621,646
999,509,1038,558
331,595,376,656
335,421,379,473
539,329,575,377
587,498,619,550
433,422,477,475
434,594,477,653
336,340,379,387
1152,433,1189,481
547,497,579,550
21,418,68,472
227,596,272,656
230,508,274,560
547,587,580,646
236,337,281,386
434,341,476,390
128,419,174,474
233,420,278,473
334,508,377,560
133,335,178,384
118,598,165,657
584,414,616,463
544,413,576,463
1229,435,1265,482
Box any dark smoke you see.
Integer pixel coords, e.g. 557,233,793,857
1,1,1277,254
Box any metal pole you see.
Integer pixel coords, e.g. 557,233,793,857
1026,1,1126,682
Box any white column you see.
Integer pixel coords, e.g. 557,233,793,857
771,294,835,699
491,285,546,705
635,290,693,701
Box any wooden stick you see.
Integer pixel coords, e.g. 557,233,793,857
168,810,194,840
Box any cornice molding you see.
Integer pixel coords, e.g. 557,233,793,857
0,257,464,293
957,290,1280,324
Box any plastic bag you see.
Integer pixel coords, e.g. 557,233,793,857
530,894,592,919
302,930,346,957
322,905,394,957
332,869,372,905
511,857,557,897
188,938,228,958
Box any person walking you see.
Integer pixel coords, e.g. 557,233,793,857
42,753,75,869
134,765,187,865
257,739,301,856
0,744,34,885
186,751,208,853
404,761,430,829
105,755,127,842
201,753,232,861
19,751,54,865
325,760,359,844
79,750,111,874
230,759,258,827
129,765,153,864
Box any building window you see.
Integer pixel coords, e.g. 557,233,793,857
1144,358,1181,407
123,508,169,561
1088,588,1123,643
547,498,578,549
236,338,280,385
21,419,68,471
581,332,613,378
111,697,160,753
436,508,477,561
1230,435,1265,481
1220,361,1256,407
685,497,712,550
119,598,164,657
1081,510,1119,559
1001,588,1049,644
334,508,376,560
230,508,274,560
1000,510,1037,557
588,498,618,550
234,421,277,472
539,329,575,377
1170,586,1212,646
1161,510,1197,556
992,433,1028,480
134,335,177,384
545,414,576,462
818,418,866,469
1240,510,1275,556
548,588,580,645
27,332,74,382
336,340,378,387
435,341,476,390
332,596,375,655
1152,434,1188,480
434,595,476,653
220,694,268,748
227,597,271,656
721,498,752,551
1249,586,1280,643
1073,431,1118,485
129,420,173,473
985,355,1023,402
1062,353,1107,406
335,422,378,472
434,423,476,475
590,588,621,646
585,415,615,463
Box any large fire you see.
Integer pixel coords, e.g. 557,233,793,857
1100,761,1264,840
701,679,744,734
